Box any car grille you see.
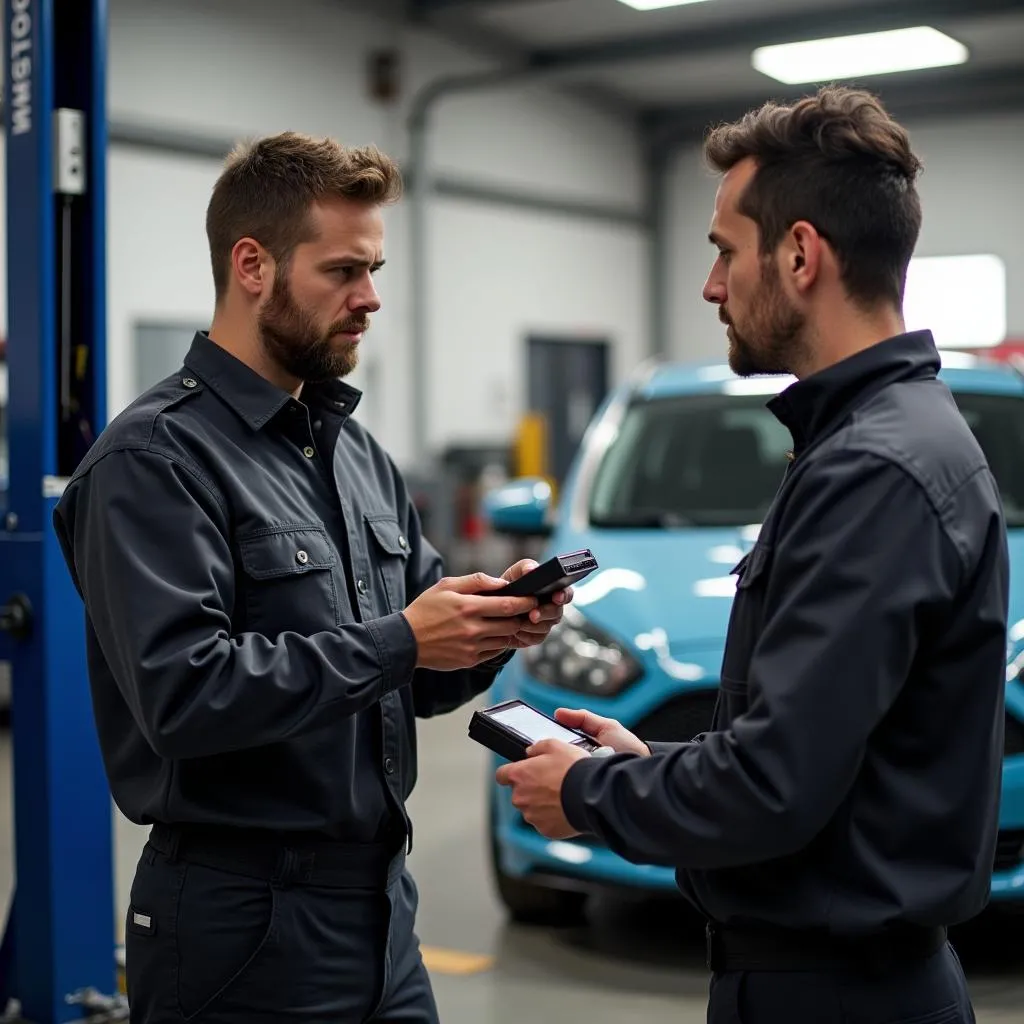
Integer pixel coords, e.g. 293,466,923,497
1005,713,1024,757
994,830,1024,873
630,689,720,744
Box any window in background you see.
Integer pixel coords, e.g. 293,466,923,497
132,321,205,399
903,254,1007,348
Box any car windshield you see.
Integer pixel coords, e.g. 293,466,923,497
588,389,1024,529
953,391,1024,527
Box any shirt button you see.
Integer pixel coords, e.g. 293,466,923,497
303,446,315,459
384,757,395,775
398,535,407,550
182,377,198,389
357,579,368,595
295,550,309,565
313,420,322,431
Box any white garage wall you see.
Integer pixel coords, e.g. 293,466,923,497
427,198,647,448
666,111,1024,362
101,0,646,466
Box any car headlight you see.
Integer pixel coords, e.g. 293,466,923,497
521,605,643,696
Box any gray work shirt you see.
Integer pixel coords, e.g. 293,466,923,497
562,331,1010,935
54,332,507,847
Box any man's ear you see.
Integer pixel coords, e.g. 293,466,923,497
786,221,824,295
231,237,273,299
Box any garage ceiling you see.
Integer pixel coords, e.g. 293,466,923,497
406,0,1024,141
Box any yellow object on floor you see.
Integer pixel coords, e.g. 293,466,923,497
420,945,495,976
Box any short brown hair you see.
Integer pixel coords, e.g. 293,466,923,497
206,132,403,301
704,85,923,309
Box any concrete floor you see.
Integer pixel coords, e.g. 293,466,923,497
2,701,1024,1023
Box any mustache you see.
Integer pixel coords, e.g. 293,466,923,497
330,317,370,336
719,307,731,326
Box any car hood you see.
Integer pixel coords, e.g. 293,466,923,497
565,526,1024,665
562,526,759,653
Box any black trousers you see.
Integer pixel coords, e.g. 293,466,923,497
707,942,976,1024
124,837,438,1023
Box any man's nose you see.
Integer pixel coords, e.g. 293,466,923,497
703,270,726,306
350,277,381,314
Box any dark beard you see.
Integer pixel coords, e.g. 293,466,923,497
724,261,805,377
257,271,367,383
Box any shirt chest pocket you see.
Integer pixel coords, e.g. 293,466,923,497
720,542,772,685
237,525,339,634
364,514,410,615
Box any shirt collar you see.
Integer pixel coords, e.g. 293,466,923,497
182,332,362,430
767,330,940,451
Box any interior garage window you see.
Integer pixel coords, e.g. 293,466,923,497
132,320,205,398
904,254,1007,349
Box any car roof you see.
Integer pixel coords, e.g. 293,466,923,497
635,350,1024,400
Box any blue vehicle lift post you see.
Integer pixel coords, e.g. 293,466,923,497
1,1,115,1021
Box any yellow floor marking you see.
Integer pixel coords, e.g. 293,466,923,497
421,945,495,975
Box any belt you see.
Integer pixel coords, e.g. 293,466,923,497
148,822,405,889
705,921,947,974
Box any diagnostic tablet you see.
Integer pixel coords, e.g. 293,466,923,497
486,550,598,601
469,698,603,762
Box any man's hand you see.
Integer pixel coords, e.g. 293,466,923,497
500,559,574,651
403,574,538,670
552,708,650,758
495,739,589,839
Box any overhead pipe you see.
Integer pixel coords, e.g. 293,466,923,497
406,68,536,467
406,66,663,465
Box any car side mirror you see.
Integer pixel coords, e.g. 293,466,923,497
482,477,554,537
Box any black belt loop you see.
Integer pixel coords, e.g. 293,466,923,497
272,848,317,889
163,824,182,863
273,848,298,889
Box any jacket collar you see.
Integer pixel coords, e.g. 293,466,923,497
767,330,940,451
183,332,362,430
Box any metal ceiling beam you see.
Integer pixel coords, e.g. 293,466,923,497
526,0,1022,71
641,64,1024,150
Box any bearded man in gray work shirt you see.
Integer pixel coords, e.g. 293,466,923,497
53,133,571,1024
498,86,1008,1024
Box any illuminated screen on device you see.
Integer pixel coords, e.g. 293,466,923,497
489,704,583,744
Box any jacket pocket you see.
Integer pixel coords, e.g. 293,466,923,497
720,544,772,687
237,523,339,633
734,543,772,590
365,514,411,614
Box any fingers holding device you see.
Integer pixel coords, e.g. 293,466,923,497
486,549,598,600
469,698,607,762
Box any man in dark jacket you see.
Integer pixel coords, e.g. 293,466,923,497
54,133,571,1023
497,86,1008,1024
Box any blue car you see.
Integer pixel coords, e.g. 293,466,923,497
482,351,1024,924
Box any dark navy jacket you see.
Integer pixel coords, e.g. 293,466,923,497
53,333,506,847
562,331,1009,935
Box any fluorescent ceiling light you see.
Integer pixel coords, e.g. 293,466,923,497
616,0,714,10
752,27,968,85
